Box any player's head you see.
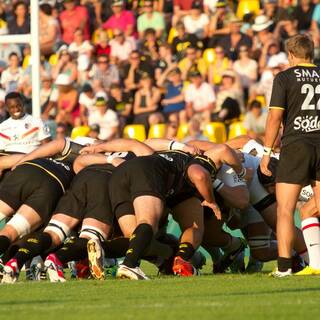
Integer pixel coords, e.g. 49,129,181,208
4,92,25,120
285,34,314,66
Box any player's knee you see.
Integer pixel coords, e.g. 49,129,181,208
247,236,272,262
79,225,107,242
44,219,71,246
7,213,31,239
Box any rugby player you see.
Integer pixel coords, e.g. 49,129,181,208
260,34,320,276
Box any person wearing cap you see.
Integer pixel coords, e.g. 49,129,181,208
251,15,275,53
185,69,216,123
55,73,79,126
59,0,89,45
88,94,119,141
132,72,162,130
102,0,136,38
137,0,165,39
183,1,210,40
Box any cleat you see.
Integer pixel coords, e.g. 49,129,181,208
269,268,292,278
29,256,45,281
294,266,320,276
1,259,19,284
116,264,149,280
213,239,246,274
75,259,90,279
87,239,105,280
172,256,199,277
44,253,66,283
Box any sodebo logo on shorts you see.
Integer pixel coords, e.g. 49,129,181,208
293,115,320,132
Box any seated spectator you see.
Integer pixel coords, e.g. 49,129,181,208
140,28,160,63
102,0,136,38
259,40,288,71
292,0,314,32
89,54,119,93
185,70,216,124
183,1,210,40
123,50,154,94
7,1,30,35
137,0,165,39
155,43,177,84
207,46,232,86
55,74,79,126
94,30,111,57
243,100,267,140
59,0,89,44
178,46,207,80
78,83,96,126
273,14,299,45
133,73,162,131
251,15,275,54
215,69,243,119
110,28,136,64
88,94,119,140
0,52,23,93
183,115,209,143
0,43,21,72
40,73,55,119
160,68,186,124
172,0,195,26
109,83,133,128
51,46,78,83
171,21,203,61
68,28,94,58
233,45,258,100
39,3,61,56
263,0,288,26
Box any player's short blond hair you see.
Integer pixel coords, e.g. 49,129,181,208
285,34,314,61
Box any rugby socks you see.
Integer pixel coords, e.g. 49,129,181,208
123,223,153,268
277,257,292,272
104,237,129,258
0,235,11,255
55,237,88,264
301,217,320,269
14,232,52,269
176,242,195,261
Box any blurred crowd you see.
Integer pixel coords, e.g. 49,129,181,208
0,0,319,141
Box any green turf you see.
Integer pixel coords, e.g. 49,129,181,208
0,262,320,320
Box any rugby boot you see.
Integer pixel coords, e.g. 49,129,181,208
294,266,320,276
44,253,66,282
87,239,105,280
117,264,149,280
172,256,199,276
1,258,19,284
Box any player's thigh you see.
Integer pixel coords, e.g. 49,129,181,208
172,197,204,232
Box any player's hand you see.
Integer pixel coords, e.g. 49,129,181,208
260,155,272,176
183,144,202,155
201,200,221,220
80,145,97,154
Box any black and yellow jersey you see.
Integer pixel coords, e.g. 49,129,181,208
269,63,320,145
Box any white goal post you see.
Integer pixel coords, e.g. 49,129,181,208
0,0,41,118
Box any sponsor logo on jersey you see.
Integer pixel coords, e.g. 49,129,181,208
293,115,320,132
294,69,320,82
159,154,174,161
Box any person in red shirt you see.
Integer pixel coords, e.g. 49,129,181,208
173,0,197,26
102,0,136,38
59,0,90,45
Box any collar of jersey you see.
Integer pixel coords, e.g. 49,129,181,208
297,63,317,67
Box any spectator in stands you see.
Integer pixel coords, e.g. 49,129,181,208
88,93,119,140
68,28,94,58
263,0,288,26
185,70,215,124
39,3,61,56
55,122,67,139
7,1,30,35
243,99,267,140
40,72,55,120
0,52,23,93
273,14,299,45
207,46,232,86
178,45,207,80
89,54,119,93
123,50,154,94
94,29,111,57
172,0,195,26
133,72,162,130
54,74,79,127
155,42,177,84
251,15,274,54
183,1,210,40
292,0,314,32
59,0,90,44
259,40,288,71
137,0,165,39
78,83,96,126
88,123,100,140
160,68,186,124
171,21,202,61
51,46,78,83
183,115,209,143
0,43,21,72
109,28,136,64
141,28,161,63
102,0,136,38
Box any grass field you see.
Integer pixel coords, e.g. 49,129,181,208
1,261,320,320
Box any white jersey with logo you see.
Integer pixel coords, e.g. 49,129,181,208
0,114,51,153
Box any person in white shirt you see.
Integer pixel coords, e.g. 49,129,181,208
0,92,51,154
109,29,136,63
185,70,216,123
88,94,119,141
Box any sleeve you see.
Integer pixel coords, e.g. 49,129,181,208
205,84,216,103
108,111,119,127
216,165,246,187
38,120,51,141
269,73,287,110
184,84,193,103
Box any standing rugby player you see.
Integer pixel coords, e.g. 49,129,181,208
260,34,320,276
